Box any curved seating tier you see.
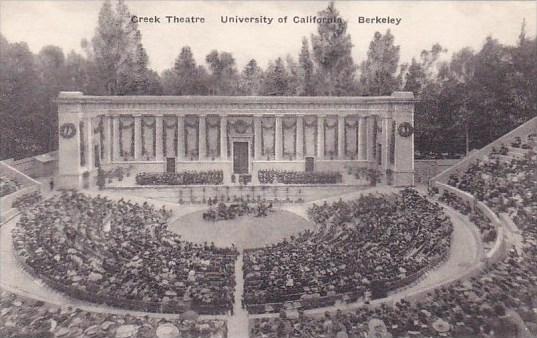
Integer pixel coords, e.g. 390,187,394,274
0,288,226,338
244,189,453,314
12,191,238,314
250,132,537,337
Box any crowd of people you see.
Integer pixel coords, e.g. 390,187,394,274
250,136,537,337
438,190,497,243
0,289,227,338
136,170,224,185
0,176,20,197
12,191,42,210
203,199,273,221
447,140,537,230
12,191,238,314
243,189,453,310
257,170,342,185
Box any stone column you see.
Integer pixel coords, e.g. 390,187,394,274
358,116,367,161
177,115,185,160
367,116,376,163
275,115,283,160
155,115,163,161
220,115,228,160
85,117,93,168
198,114,207,160
383,117,392,169
254,115,262,160
112,116,120,161
338,114,345,159
104,116,113,163
296,115,304,160
393,101,415,186
134,115,142,160
317,115,325,159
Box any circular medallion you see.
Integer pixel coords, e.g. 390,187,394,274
397,122,414,137
59,123,77,139
233,119,249,134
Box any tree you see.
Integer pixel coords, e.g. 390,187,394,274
161,69,177,95
239,59,263,95
298,37,315,96
402,59,424,95
167,46,209,95
261,58,289,96
311,2,357,96
205,50,239,95
285,55,300,96
0,37,42,159
509,19,537,125
360,30,401,96
36,45,67,152
64,51,91,92
90,0,118,94
90,0,152,95
470,37,515,148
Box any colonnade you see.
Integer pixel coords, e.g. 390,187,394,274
57,92,415,189
83,114,387,166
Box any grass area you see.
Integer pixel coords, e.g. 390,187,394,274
168,209,316,249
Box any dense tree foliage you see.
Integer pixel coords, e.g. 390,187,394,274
1,1,535,160
260,58,290,96
239,59,263,95
205,50,240,95
297,38,315,96
410,29,537,158
359,30,401,96
311,2,357,96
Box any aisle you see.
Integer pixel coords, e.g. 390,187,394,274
227,253,250,338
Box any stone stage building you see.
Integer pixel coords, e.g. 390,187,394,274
56,92,415,188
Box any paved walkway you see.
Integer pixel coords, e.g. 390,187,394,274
228,254,250,338
0,186,483,338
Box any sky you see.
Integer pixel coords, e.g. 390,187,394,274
1,1,535,73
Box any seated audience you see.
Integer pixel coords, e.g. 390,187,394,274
252,137,537,337
243,189,453,310
12,191,238,314
0,289,227,338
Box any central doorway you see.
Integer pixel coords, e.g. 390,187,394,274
166,157,176,173
233,142,249,174
305,157,315,172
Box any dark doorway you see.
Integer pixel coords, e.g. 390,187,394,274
233,142,249,174
166,158,176,173
377,144,382,165
94,145,100,168
82,171,90,189
305,157,315,172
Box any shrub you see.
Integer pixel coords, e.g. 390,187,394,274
136,170,224,185
257,170,342,184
